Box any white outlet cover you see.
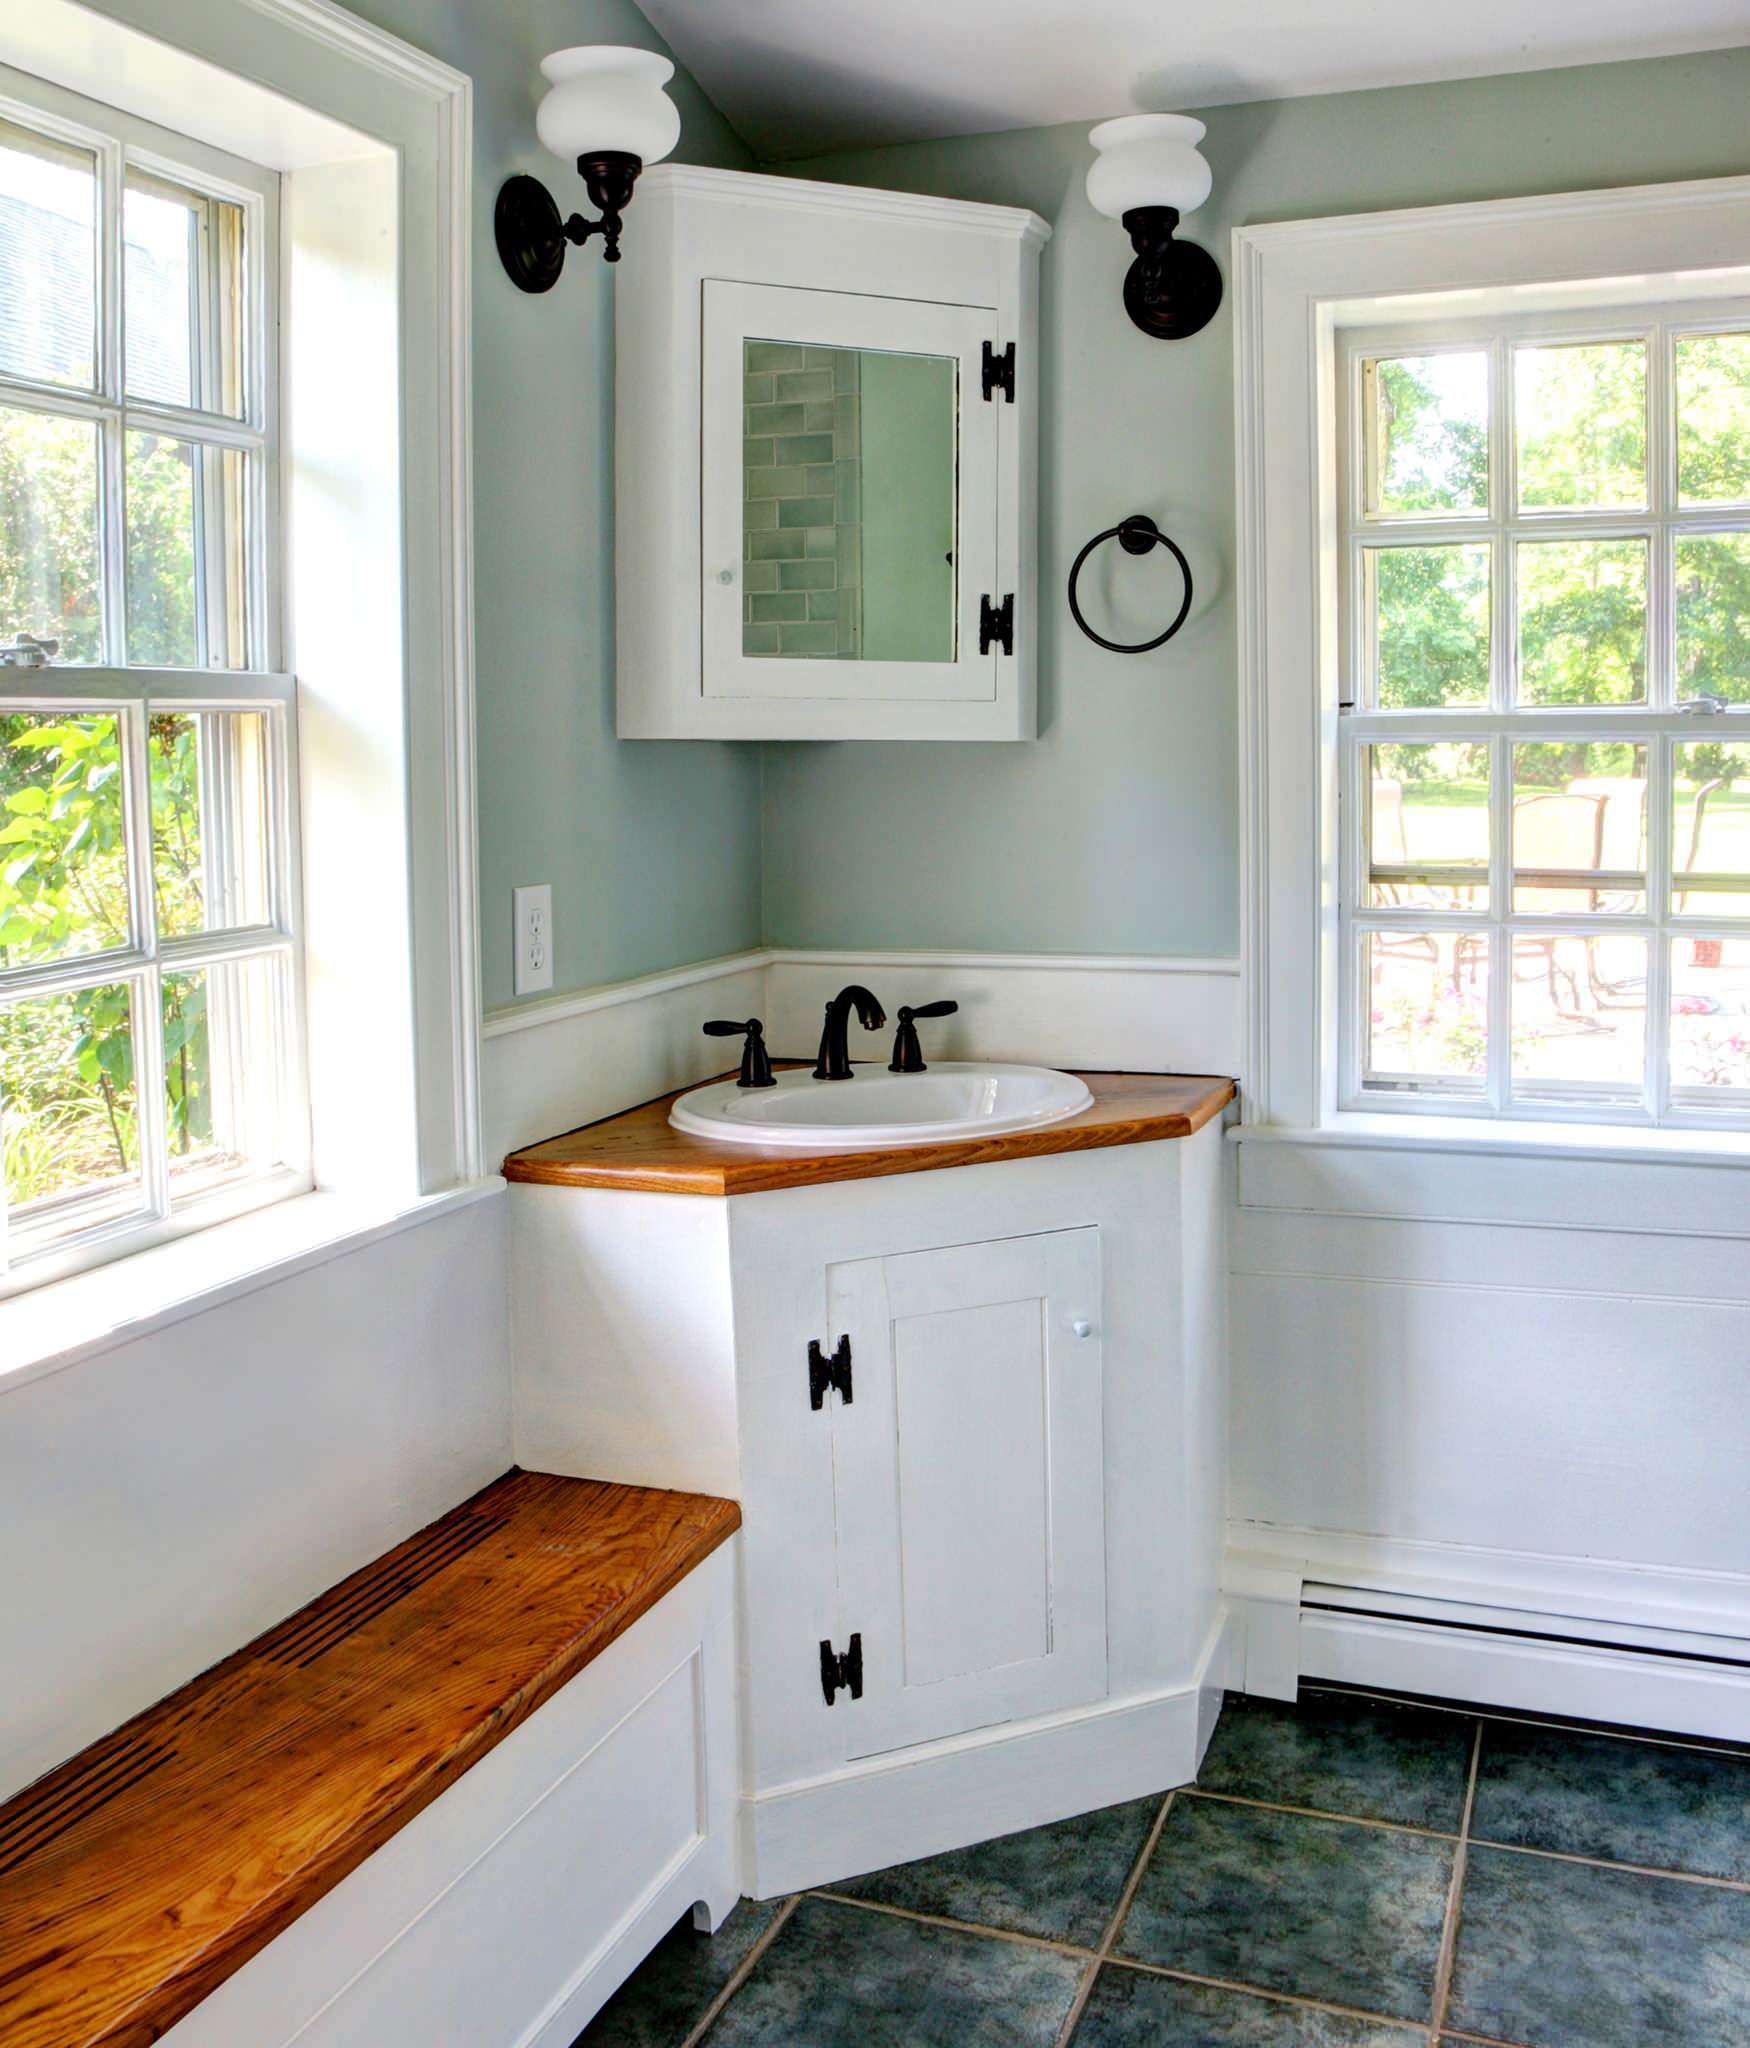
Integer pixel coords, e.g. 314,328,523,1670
513,883,553,996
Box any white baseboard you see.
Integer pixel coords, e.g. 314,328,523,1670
743,1608,1239,1899
483,948,1242,1165
1226,1523,1750,1742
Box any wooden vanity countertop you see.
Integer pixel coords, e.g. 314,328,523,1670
503,1071,1235,1197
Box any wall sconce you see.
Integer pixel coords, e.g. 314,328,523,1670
1086,114,1221,340
495,46,681,292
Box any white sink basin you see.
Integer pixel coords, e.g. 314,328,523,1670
670,1062,1094,1150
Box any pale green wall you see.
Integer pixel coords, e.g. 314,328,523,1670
335,0,760,1007
761,48,1750,956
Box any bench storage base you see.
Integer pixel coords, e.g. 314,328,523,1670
162,1544,738,2048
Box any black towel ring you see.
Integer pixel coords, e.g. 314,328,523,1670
1066,513,1193,655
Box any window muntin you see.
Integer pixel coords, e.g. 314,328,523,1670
0,82,305,1291
1341,306,1750,1124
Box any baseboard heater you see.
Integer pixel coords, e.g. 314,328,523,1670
1301,1582,1750,1675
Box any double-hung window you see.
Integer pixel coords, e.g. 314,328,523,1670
0,77,306,1292
1340,307,1750,1127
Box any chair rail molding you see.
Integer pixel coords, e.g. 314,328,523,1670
1233,173,1750,1137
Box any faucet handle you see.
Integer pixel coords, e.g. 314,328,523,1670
889,999,958,1074
702,1017,776,1089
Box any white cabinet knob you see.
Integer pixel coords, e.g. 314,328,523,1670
1072,1318,1093,1338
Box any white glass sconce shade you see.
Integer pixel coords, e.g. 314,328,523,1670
1085,114,1212,222
535,46,681,166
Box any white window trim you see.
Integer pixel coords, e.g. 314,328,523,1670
0,72,312,1293
0,0,482,1356
1335,296,1750,1133
1234,174,1750,1165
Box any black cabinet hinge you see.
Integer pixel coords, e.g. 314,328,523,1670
982,339,1015,403
820,1632,863,1706
808,1334,852,1410
980,592,1015,656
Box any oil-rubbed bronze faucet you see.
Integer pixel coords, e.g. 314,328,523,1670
888,1000,958,1073
813,985,886,1080
702,1017,775,1088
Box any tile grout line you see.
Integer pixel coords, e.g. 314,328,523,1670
680,1893,801,2048
1184,1782,1750,1894
1429,1718,1484,2039
1181,1785,1462,1841
1466,1833,1750,1894
817,1885,1491,2044
1303,1682,1750,1763
1104,1956,1454,2035
813,1887,1100,1963
1052,1789,1176,2047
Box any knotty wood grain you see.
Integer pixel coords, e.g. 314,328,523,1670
503,1070,1236,1196
0,1470,740,2048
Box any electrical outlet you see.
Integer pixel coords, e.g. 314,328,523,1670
513,884,553,996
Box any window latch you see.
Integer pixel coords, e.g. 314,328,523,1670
1679,695,1728,714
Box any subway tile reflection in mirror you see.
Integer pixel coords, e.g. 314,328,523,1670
742,339,956,662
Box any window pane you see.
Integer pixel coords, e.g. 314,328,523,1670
1675,532,1750,705
1512,743,1646,913
1362,932,1489,1092
0,711,130,965
150,709,272,937
1515,538,1647,705
1515,341,1647,510
1673,741,1750,916
1675,332,1750,507
1367,543,1490,707
1367,743,1489,908
1,979,144,1246
125,432,249,667
163,952,291,1207
0,404,101,660
125,171,248,419
0,116,97,390
1670,937,1750,1099
1363,352,1488,517
1510,934,1646,1097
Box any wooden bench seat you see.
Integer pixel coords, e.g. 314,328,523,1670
0,1469,741,2048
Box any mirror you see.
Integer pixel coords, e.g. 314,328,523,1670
742,338,957,661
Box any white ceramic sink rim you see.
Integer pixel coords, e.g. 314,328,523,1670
669,1061,1094,1149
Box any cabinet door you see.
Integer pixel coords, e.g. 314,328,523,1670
701,279,1005,716
827,1228,1106,1759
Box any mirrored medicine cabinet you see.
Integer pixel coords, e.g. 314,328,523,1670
615,165,1047,741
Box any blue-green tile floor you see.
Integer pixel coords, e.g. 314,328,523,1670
576,1685,1750,2046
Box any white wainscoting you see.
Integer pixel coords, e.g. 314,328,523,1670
482,948,1242,1166
483,954,771,1162
0,1192,512,1801
761,951,1241,1077
1227,1179,1750,1739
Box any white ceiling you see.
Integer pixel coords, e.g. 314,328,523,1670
634,0,1750,161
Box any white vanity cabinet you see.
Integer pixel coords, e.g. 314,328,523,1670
615,166,1048,741
509,1110,1233,1898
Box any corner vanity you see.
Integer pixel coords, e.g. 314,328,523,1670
505,1064,1234,1897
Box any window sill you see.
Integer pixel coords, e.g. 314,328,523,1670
0,1180,505,1394
1230,1112,1750,1170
